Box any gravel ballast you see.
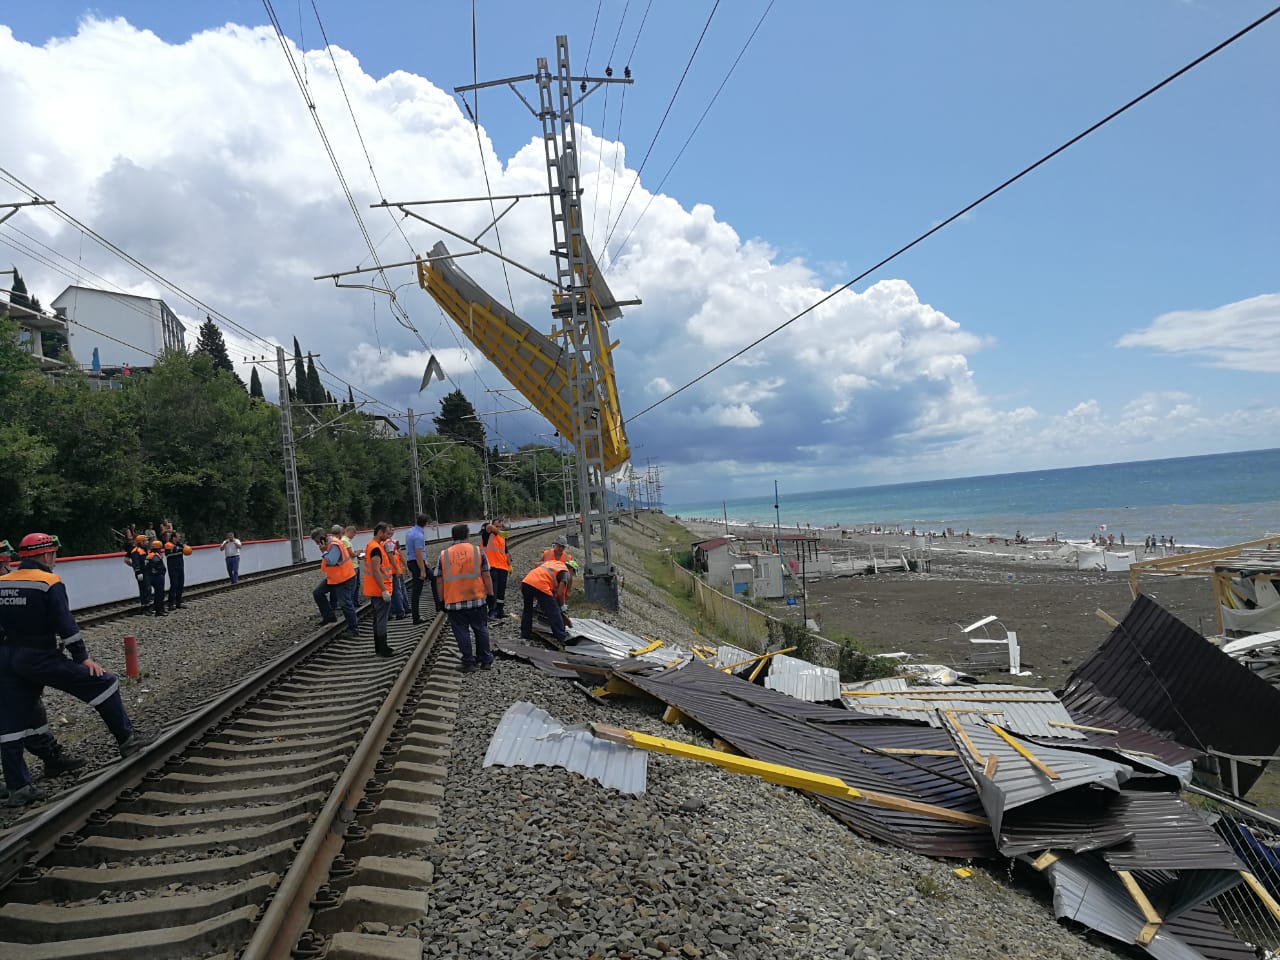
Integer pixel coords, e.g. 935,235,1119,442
418,525,1128,960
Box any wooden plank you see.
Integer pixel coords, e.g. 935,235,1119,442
983,754,999,778
661,705,689,726
1094,608,1121,628
1030,851,1059,871
1240,871,1280,923
1048,720,1119,735
988,724,1059,780
943,711,985,764
1116,870,1162,943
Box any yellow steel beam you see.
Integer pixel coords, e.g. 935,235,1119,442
629,638,664,657
1241,871,1280,923
590,723,987,827
720,647,796,673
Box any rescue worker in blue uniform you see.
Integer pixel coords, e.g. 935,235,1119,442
144,539,167,617
164,532,189,610
0,532,146,807
128,534,151,610
0,540,85,804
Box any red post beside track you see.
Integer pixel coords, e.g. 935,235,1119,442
123,635,139,679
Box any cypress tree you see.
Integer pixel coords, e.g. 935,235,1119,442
305,355,324,408
249,366,264,399
194,317,244,385
292,338,307,402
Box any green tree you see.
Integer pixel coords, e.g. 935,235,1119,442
9,268,30,310
249,365,264,399
432,389,485,450
305,354,324,408
194,316,244,386
292,338,308,403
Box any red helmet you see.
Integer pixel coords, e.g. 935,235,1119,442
18,532,61,558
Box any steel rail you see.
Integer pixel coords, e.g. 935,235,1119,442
0,615,353,887
243,614,445,959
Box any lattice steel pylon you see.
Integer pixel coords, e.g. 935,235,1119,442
534,36,624,607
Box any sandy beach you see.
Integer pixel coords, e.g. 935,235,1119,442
679,519,1219,690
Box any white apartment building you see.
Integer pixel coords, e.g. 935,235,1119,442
51,285,186,370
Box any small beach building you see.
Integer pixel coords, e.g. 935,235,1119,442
692,537,784,599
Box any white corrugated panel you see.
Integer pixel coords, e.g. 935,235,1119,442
763,654,841,702
838,683,1086,739
564,617,690,666
483,701,648,794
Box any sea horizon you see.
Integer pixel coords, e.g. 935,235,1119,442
665,447,1280,549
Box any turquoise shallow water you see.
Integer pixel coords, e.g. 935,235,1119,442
667,448,1280,548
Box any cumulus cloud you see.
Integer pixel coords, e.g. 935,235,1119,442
1118,294,1280,372
1,17,1274,503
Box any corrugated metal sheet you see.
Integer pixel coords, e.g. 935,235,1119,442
564,617,691,667
712,644,757,669
839,682,1086,740
482,701,648,794
1100,791,1244,873
944,721,1132,841
1040,853,1252,960
622,661,995,859
1061,592,1280,795
763,654,841,702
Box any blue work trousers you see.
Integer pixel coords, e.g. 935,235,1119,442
520,582,567,642
148,572,167,616
0,648,132,790
391,575,409,618
447,605,492,666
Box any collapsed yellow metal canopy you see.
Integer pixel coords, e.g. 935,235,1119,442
417,240,629,471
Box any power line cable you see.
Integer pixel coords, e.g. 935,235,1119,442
583,0,603,69
589,0,631,246
602,0,719,253
625,3,1280,425
608,0,774,264
463,0,517,312
600,0,652,258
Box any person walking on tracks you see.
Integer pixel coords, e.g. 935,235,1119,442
437,524,493,672
144,540,168,617
520,558,574,645
362,522,396,658
481,518,511,621
164,532,191,610
405,513,430,625
220,533,243,584
128,534,151,610
0,532,147,807
312,525,358,635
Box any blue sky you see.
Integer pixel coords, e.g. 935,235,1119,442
2,2,1278,503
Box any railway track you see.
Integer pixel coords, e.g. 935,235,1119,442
0,523,555,959
75,564,316,630
0,609,453,959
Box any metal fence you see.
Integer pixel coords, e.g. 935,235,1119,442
1209,808,1280,955
669,559,775,653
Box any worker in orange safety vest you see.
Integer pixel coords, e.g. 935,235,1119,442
520,558,575,644
362,522,396,657
481,518,511,621
436,524,494,672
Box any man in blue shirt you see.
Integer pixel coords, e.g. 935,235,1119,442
1,532,146,807
405,513,434,625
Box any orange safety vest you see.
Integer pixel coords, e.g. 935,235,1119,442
541,547,573,565
388,541,405,576
321,536,355,585
522,560,567,598
484,531,511,572
362,540,392,597
439,543,487,606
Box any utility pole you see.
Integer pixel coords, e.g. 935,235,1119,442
533,36,627,607
407,407,423,517
276,346,305,563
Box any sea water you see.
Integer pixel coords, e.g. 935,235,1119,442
666,448,1280,548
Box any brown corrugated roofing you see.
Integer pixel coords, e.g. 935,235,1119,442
622,661,995,858
1060,593,1280,794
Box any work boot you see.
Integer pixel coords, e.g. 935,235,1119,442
3,783,45,808
43,754,87,777
118,732,154,759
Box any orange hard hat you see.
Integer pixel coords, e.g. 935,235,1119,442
135,534,147,544
182,545,192,556
150,540,163,550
